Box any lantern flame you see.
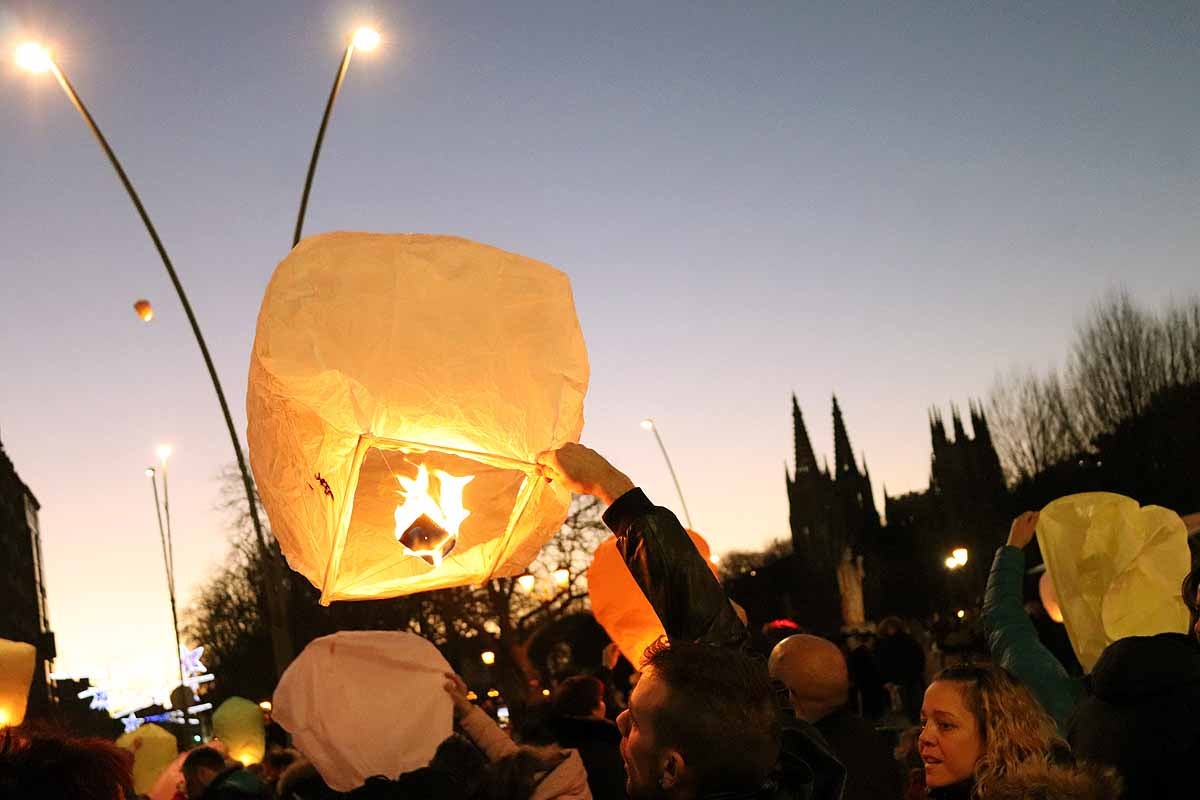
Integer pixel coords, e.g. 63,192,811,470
394,465,474,567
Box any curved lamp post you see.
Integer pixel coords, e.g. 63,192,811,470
15,41,293,676
640,418,694,529
146,464,184,688
292,27,381,247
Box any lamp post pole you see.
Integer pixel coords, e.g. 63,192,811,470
147,466,184,689
16,43,293,677
640,418,694,529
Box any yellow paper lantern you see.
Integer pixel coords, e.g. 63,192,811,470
117,723,178,795
133,299,154,322
1038,571,1064,623
589,530,719,667
1037,492,1192,672
0,638,36,728
248,233,589,602
212,696,265,767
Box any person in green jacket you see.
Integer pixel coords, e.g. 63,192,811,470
980,512,1082,731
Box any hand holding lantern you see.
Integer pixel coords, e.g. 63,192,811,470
537,443,634,505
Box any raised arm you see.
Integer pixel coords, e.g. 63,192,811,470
981,512,1082,730
539,444,747,648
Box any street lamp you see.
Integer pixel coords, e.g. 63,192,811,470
146,465,184,688
951,548,969,567
292,26,382,247
516,574,536,593
16,40,293,676
639,418,694,529
552,568,570,588
480,650,496,665
944,556,959,570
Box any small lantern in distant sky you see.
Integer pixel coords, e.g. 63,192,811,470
248,233,589,603
1038,492,1191,672
134,299,154,322
589,530,720,666
117,723,178,795
0,638,36,728
212,697,266,767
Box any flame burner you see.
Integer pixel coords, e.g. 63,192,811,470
399,514,457,566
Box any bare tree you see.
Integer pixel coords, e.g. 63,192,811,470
988,367,1082,481
718,537,793,581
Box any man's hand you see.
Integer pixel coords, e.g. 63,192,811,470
537,443,635,505
1007,511,1039,549
1181,512,1200,535
601,642,622,671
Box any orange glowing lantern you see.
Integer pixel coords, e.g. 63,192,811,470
248,233,589,602
133,299,154,322
589,530,720,667
0,638,36,728
212,697,265,767
116,723,178,795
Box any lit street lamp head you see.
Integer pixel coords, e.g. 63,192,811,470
352,27,381,52
640,418,655,431
145,467,156,478
156,444,173,464
15,42,53,74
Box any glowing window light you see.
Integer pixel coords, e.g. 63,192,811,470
466,691,478,701
486,689,500,698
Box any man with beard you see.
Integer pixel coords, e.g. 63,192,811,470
538,444,845,800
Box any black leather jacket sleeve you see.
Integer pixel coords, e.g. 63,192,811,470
602,488,748,649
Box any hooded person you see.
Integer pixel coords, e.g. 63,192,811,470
537,443,846,800
548,675,628,800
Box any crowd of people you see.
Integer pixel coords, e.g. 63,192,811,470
2,443,1198,800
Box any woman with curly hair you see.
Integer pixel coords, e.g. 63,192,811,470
918,663,1066,800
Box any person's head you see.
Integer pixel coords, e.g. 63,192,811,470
767,634,849,723
486,746,569,800
919,664,1063,797
615,639,780,799
261,748,298,786
551,675,607,720
0,726,134,800
182,746,230,799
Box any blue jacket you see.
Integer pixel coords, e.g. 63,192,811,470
980,546,1082,730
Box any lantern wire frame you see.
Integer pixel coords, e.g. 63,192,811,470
318,434,545,604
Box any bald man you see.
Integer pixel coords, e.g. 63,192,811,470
770,635,901,800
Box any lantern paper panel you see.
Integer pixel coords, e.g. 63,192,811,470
1037,492,1191,673
116,723,178,795
589,531,718,667
272,630,454,792
0,637,36,728
248,233,588,603
212,697,266,767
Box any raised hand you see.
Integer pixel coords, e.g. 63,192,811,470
1007,511,1039,549
536,443,634,505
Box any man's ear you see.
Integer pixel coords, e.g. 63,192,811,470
660,749,686,790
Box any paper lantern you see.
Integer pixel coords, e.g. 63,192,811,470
272,630,454,791
133,299,154,322
0,638,36,728
212,697,265,767
1038,571,1064,623
248,233,589,603
589,530,719,667
1037,492,1191,672
117,723,178,795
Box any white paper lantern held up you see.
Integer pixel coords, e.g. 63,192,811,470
248,233,589,602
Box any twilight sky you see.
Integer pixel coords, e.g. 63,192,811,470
2,1,1198,697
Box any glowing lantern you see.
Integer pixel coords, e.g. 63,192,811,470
117,723,178,795
0,638,36,728
1038,571,1064,623
589,530,720,666
211,697,265,767
273,631,454,791
133,299,154,322
248,233,589,602
1037,492,1191,672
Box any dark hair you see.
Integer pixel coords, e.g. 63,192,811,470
263,748,298,773
551,675,605,718
487,746,569,800
182,746,228,776
1183,536,1200,636
0,726,134,800
643,638,780,793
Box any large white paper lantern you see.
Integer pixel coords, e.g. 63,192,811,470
1038,492,1192,672
248,233,589,602
0,638,36,728
272,630,454,791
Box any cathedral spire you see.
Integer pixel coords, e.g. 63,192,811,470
951,404,967,444
792,394,819,478
832,395,856,477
